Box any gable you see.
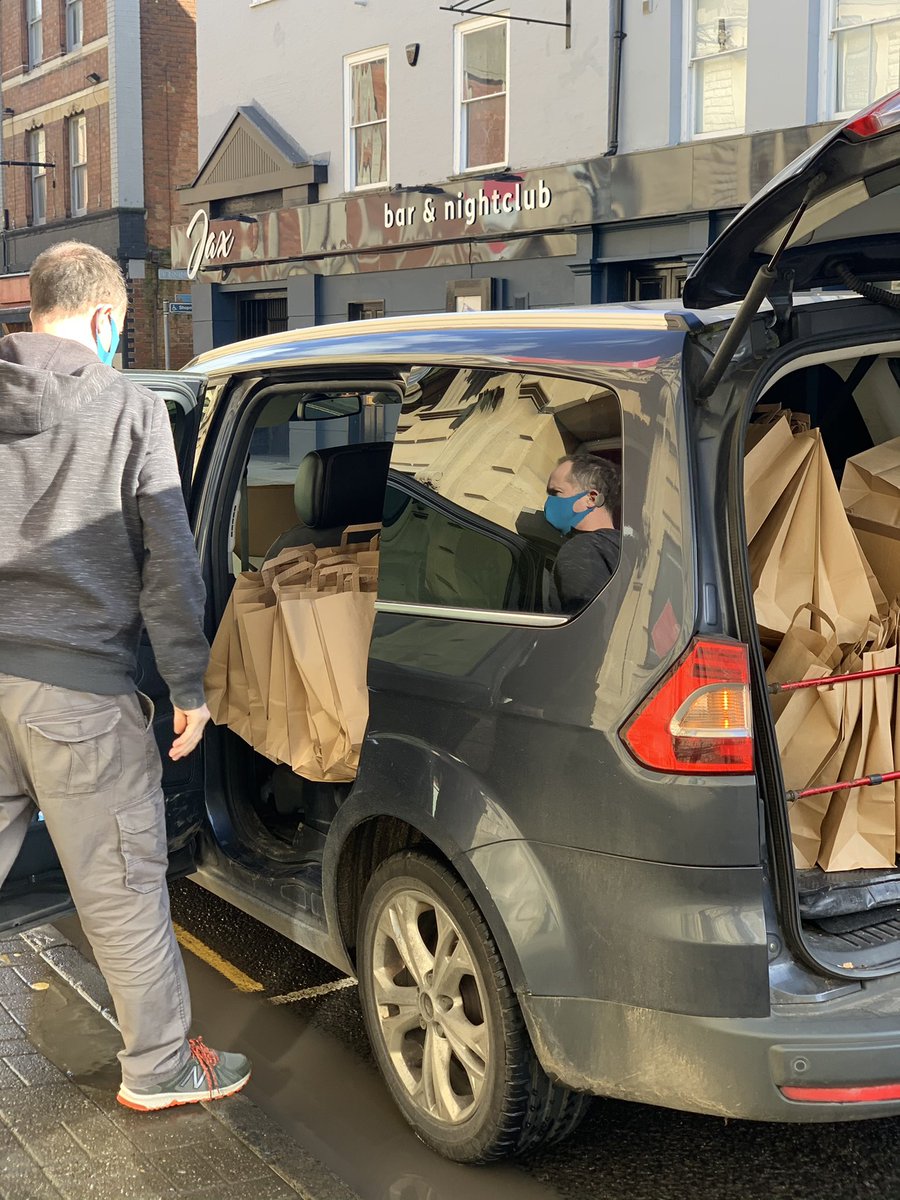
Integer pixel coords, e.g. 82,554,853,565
180,106,325,205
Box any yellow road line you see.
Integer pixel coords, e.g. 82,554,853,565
172,923,264,993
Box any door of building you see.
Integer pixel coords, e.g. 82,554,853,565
627,263,688,302
236,291,288,340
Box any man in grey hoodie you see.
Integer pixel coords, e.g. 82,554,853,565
0,242,249,1111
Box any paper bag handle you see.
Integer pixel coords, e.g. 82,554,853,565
340,523,382,549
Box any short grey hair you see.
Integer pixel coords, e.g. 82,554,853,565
30,241,127,318
559,453,621,513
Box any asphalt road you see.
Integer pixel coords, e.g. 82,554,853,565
57,876,900,1200
119,878,900,1200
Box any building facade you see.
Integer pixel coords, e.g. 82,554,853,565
175,0,900,354
0,0,197,366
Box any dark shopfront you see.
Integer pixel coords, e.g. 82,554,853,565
172,109,835,356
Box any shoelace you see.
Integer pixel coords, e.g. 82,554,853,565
188,1036,221,1098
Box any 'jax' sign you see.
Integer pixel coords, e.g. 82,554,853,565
383,179,553,229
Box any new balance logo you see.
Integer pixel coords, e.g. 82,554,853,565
189,1065,210,1092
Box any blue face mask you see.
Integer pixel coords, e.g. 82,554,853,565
95,316,120,366
544,491,590,535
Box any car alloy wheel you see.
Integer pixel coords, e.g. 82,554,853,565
358,852,590,1162
370,886,489,1125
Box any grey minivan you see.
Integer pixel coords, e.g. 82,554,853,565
5,90,900,1162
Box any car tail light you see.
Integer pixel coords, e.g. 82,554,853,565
845,89,900,139
621,638,753,774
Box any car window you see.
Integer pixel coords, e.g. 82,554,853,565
378,484,533,612
384,367,623,617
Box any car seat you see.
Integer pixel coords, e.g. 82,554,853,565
264,441,394,560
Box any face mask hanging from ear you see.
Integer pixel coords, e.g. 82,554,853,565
95,316,120,366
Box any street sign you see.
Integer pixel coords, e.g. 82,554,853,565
159,268,189,281
175,293,192,303
167,301,193,314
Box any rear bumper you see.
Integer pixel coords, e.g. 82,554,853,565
521,981,900,1121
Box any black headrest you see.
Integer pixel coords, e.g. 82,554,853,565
294,442,393,529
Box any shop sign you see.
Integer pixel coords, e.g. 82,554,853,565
383,179,553,230
185,208,236,280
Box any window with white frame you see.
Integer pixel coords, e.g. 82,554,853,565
688,0,748,137
345,49,388,189
457,17,508,171
26,0,43,68
829,1,900,115
69,114,87,215
28,128,46,225
66,0,84,50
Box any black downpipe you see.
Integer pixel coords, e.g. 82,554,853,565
605,0,626,157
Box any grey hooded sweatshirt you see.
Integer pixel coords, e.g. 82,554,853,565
0,333,208,709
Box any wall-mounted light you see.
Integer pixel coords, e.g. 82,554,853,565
86,71,102,84
406,43,420,66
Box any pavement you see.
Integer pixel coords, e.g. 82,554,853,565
0,924,358,1200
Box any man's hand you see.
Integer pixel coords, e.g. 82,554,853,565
170,704,211,761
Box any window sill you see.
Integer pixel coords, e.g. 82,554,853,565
687,127,745,143
455,162,511,177
5,40,109,87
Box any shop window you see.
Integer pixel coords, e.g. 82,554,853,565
28,128,46,226
456,17,508,172
687,0,748,137
827,0,900,116
236,292,288,341
384,367,623,618
65,0,83,51
627,263,687,302
26,0,43,68
349,300,386,320
68,114,88,215
345,49,388,189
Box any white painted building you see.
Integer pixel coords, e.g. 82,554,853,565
175,1,900,352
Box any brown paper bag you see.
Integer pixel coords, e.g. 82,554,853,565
769,610,845,868
841,437,900,605
235,602,272,751
279,595,348,776
766,604,841,721
779,666,845,869
841,436,900,528
818,645,897,871
205,591,234,725
204,572,266,741
744,416,816,542
750,430,881,644
277,590,376,782
749,434,819,638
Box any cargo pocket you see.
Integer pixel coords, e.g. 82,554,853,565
115,794,167,893
26,705,123,799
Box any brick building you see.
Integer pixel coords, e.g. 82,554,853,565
0,0,197,366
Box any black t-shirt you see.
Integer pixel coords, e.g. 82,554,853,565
549,529,621,614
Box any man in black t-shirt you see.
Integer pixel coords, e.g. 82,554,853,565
544,454,621,614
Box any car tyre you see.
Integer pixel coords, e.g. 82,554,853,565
357,850,590,1163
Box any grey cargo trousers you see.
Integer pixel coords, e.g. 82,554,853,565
0,673,193,1089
